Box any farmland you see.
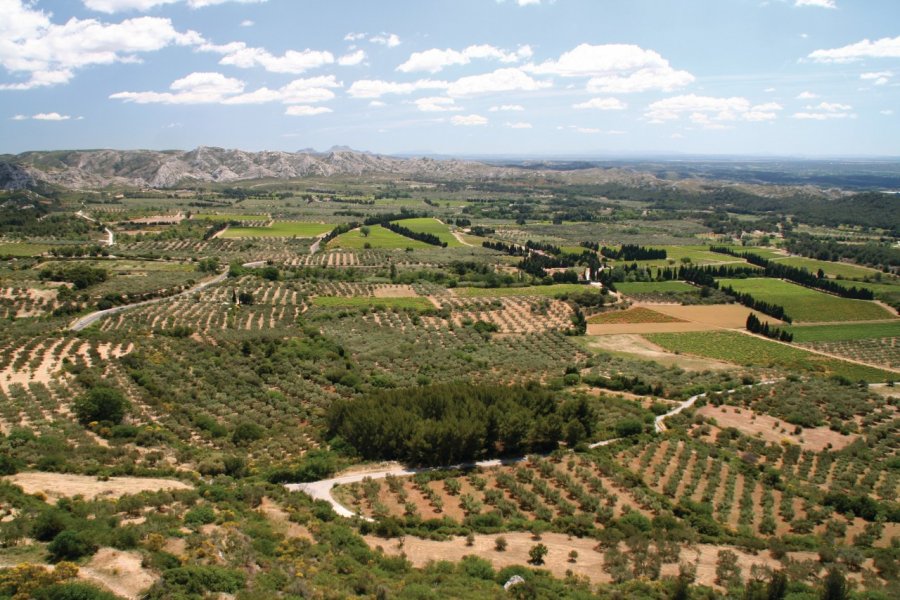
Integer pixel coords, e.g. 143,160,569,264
1,157,899,600
220,220,334,238
717,277,896,322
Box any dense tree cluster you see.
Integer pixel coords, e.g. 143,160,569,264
38,264,108,289
600,245,667,261
784,233,899,272
327,383,595,465
746,312,793,342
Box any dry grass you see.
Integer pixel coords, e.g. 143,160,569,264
4,472,191,502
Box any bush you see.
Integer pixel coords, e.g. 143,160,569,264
231,421,264,445
48,531,98,562
33,582,119,600
73,387,129,426
156,565,246,596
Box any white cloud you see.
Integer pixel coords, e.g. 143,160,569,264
397,44,532,73
573,97,627,110
240,20,254,27
796,91,818,99
200,42,334,74
516,0,541,5
645,94,782,127
11,112,75,121
347,78,449,98
0,0,203,90
111,72,340,106
860,71,892,86
447,67,550,97
489,104,524,112
451,114,488,126
344,32,366,42
530,43,693,93
83,0,267,12
505,121,532,128
368,100,386,107
575,127,602,134
285,105,332,116
881,109,894,116
795,0,836,8
809,36,900,62
793,102,855,120
338,50,366,66
414,96,461,112
370,33,401,48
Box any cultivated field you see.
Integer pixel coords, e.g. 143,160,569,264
329,224,431,249
221,221,334,238
392,217,462,247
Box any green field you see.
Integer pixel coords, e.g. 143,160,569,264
221,221,334,238
191,213,270,221
785,321,900,343
454,284,590,298
771,256,881,280
311,295,434,311
392,217,462,247
718,277,896,322
616,281,697,294
645,330,895,383
629,245,748,267
0,242,52,257
329,224,430,249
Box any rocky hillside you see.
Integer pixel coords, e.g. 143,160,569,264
0,147,512,190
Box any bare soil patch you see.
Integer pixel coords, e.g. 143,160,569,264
80,548,157,600
373,285,417,298
696,405,859,452
258,497,312,540
4,472,192,502
647,304,782,328
584,334,736,371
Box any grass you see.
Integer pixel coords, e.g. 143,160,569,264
453,284,590,298
785,321,900,343
221,221,334,238
391,217,462,247
587,307,685,324
718,277,896,323
627,245,748,267
191,213,270,222
645,330,895,383
771,256,881,280
311,295,434,311
0,242,52,257
329,224,430,249
616,281,696,295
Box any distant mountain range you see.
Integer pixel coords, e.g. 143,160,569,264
0,146,512,190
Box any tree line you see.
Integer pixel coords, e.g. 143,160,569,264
600,244,667,261
746,312,793,342
709,247,875,300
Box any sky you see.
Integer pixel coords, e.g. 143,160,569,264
0,0,898,157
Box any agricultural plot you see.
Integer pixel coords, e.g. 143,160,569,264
221,221,334,238
785,321,900,342
311,295,434,312
628,245,748,268
588,307,685,325
718,277,896,322
438,296,575,334
771,256,883,280
453,284,590,298
799,338,898,370
645,330,895,382
190,213,270,222
0,242,51,257
616,281,697,295
329,224,430,249
391,217,462,247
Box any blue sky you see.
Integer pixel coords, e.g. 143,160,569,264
1,0,898,156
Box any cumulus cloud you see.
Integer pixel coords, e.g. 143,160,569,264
860,71,892,85
83,0,267,12
370,33,401,47
12,112,76,121
413,96,461,112
451,114,488,126
796,91,819,99
794,0,836,8
338,50,366,66
0,0,203,90
505,121,532,128
573,97,627,110
529,43,693,93
645,94,782,127
347,78,449,98
397,44,532,73
447,67,550,97
808,36,900,62
111,72,340,105
793,101,855,120
285,105,332,116
489,104,524,111
200,41,333,74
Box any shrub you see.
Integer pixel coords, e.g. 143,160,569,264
48,531,98,562
231,421,264,445
33,582,119,600
529,543,548,565
73,387,129,426
156,565,246,596
495,536,508,552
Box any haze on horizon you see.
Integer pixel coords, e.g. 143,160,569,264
1,0,898,157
